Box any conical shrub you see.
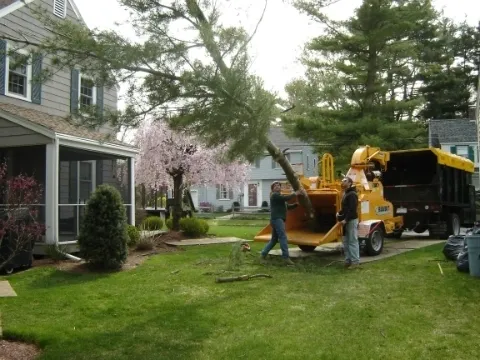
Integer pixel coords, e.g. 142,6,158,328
78,184,128,270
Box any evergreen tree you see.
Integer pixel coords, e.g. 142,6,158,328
285,0,436,167
419,20,480,120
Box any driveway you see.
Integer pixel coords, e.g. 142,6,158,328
268,230,447,263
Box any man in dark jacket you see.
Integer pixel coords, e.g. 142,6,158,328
336,177,360,269
261,181,303,265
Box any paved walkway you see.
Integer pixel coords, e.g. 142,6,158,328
0,281,17,297
165,237,251,246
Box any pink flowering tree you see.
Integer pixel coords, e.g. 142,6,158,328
136,121,250,231
0,163,45,273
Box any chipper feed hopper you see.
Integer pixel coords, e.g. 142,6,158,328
254,146,404,256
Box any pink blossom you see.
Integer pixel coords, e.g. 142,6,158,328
135,121,250,190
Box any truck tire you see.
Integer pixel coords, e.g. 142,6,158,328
413,225,428,234
2,266,14,275
298,245,316,252
365,227,384,256
447,213,461,236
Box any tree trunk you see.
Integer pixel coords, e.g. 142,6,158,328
172,174,184,231
188,2,314,220
265,139,315,220
363,45,378,116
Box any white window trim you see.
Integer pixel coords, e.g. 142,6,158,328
218,184,231,201
53,0,67,19
456,145,469,159
78,73,97,110
251,157,261,169
4,43,32,102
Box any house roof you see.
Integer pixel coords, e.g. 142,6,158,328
268,126,309,150
0,102,134,148
429,118,477,144
0,0,16,9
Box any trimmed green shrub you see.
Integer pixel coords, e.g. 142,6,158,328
165,218,173,230
78,184,128,270
179,217,209,237
126,225,140,247
142,216,164,230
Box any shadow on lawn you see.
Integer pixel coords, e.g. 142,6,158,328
26,269,112,290
39,298,224,360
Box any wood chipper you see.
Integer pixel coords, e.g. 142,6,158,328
254,146,404,256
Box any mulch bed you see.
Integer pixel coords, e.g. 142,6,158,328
0,340,41,360
32,231,188,274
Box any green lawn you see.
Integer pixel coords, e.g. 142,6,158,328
1,240,479,359
207,218,266,240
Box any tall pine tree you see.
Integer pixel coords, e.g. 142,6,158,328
284,0,437,167
419,20,480,120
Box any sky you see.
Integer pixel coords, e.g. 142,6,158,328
71,0,479,143
73,0,479,99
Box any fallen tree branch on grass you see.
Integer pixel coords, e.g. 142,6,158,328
215,274,272,283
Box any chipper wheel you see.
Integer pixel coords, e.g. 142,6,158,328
364,226,385,256
298,245,317,252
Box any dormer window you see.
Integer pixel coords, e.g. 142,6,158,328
53,0,67,18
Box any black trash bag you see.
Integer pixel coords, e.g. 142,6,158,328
443,235,465,261
456,250,469,273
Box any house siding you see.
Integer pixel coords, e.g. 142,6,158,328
192,144,319,211
0,117,51,146
441,142,479,190
440,143,478,166
194,185,242,211
0,0,118,121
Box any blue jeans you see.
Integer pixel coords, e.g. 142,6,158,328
343,218,360,264
261,218,289,259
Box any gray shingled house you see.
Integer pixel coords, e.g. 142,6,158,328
428,114,479,188
0,0,138,253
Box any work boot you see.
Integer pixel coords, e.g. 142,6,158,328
260,254,267,264
347,263,360,270
284,257,295,266
344,262,352,269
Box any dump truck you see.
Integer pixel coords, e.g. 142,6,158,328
254,146,405,256
254,145,475,255
382,148,475,239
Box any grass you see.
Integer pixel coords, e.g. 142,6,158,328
208,225,263,240
208,218,268,227
1,240,480,359
196,212,270,221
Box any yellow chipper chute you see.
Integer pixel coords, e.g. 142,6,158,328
254,146,404,256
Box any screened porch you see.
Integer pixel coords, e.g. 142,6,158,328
0,143,135,249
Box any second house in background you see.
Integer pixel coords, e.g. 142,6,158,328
191,126,318,211
429,112,479,189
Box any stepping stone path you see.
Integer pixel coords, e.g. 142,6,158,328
0,281,17,297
